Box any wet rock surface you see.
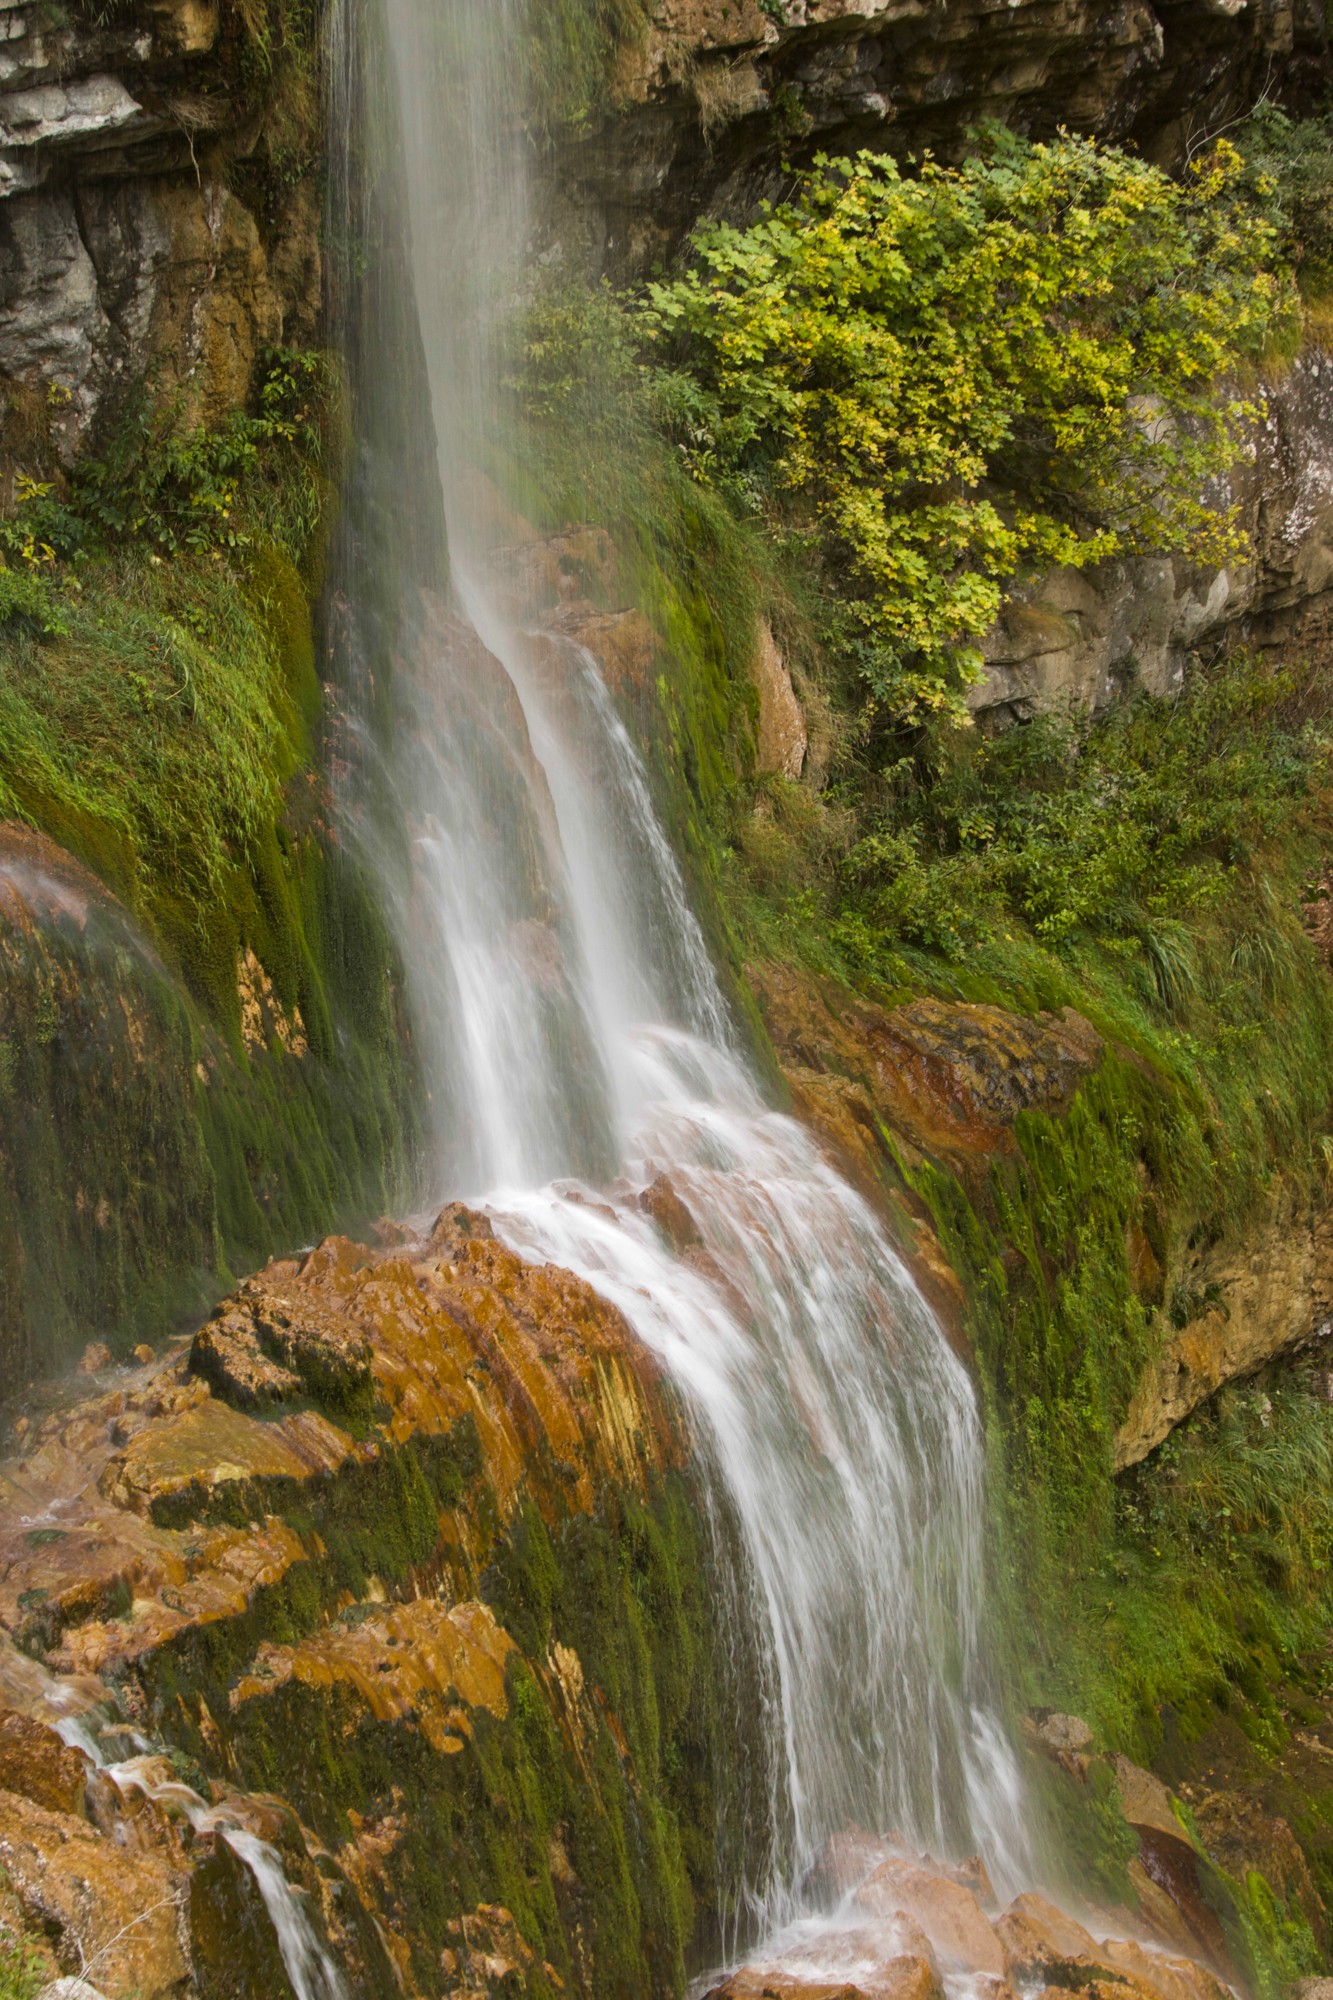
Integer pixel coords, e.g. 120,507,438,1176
750,956,1333,1461
751,959,1103,1181
0,1171,1307,1997
0,1214,721,1995
705,1830,1238,2000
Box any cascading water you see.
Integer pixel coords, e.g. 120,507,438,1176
334,0,1034,1956
49,1700,349,2000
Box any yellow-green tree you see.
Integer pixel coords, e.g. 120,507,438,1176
636,131,1291,722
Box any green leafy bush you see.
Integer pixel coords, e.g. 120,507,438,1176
0,347,334,574
836,651,1326,963
1232,103,1333,303
635,132,1292,722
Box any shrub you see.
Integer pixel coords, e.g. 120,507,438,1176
1231,103,1333,303
634,132,1292,722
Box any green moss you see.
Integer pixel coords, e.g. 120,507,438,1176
0,356,418,1383
144,1458,731,1999
518,0,649,132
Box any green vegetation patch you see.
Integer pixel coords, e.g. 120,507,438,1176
0,351,415,1371
496,110,1333,1961
635,131,1291,722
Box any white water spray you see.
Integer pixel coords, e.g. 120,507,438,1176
340,0,1035,1948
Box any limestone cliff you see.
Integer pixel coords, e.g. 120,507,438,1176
0,0,322,467
549,0,1330,273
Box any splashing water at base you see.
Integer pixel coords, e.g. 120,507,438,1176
492,1028,1033,1934
332,0,1037,1961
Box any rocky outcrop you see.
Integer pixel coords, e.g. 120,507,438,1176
973,345,1333,725
750,959,1104,1184
750,958,1333,1463
0,1210,732,1996
1114,1173,1333,1468
754,620,808,780
706,1825,1238,2000
0,0,322,465
553,0,1329,273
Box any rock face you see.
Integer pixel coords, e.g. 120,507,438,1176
0,1212,734,1996
556,0,1329,273
751,959,1103,1185
1115,1172,1333,1468
754,620,809,780
0,0,321,463
750,958,1333,1459
972,347,1333,725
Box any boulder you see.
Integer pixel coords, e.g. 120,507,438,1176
854,1857,1005,1976
188,1313,301,1411
1097,1936,1233,2000
190,1286,373,1413
1024,1712,1095,1755
0,1788,186,1999
637,1173,703,1253
994,1893,1100,1982
705,1952,941,2000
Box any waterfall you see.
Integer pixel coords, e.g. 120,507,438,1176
331,0,1034,1949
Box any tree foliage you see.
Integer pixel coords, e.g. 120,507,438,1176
635,131,1292,722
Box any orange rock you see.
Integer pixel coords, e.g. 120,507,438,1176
854,1858,1005,1976
768,1922,943,1995
943,1854,995,1904
0,1711,88,1818
1033,1978,1184,2000
101,1397,354,1514
0,1787,187,1998
79,1345,112,1375
1097,1935,1234,2000
637,1173,703,1253
188,1312,301,1408
1112,1757,1185,1844
994,1892,1099,1980
749,963,1102,1179
707,1954,940,2000
231,1598,516,1752
813,1826,901,1900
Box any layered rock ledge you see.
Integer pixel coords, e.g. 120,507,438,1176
0,1208,731,1996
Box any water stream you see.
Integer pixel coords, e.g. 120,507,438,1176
334,0,1035,1958
50,1700,349,2000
